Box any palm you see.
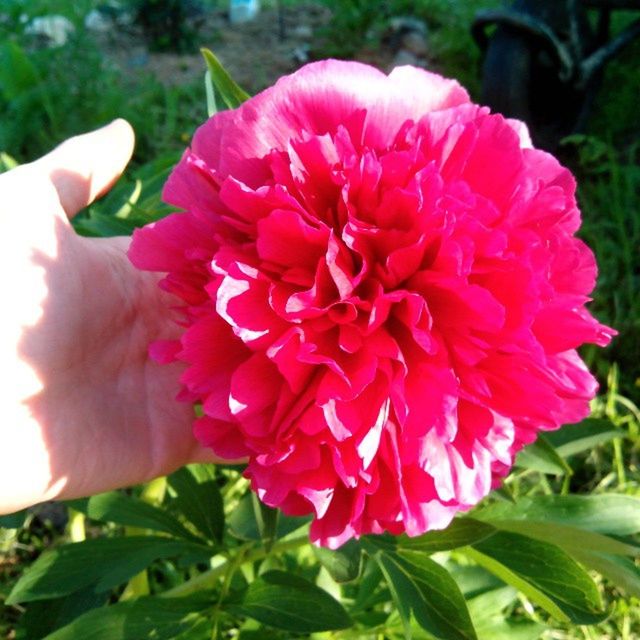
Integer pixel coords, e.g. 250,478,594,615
39,231,202,498
0,121,217,514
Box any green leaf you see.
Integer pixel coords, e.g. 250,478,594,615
0,509,27,529
313,539,362,583
571,550,640,598
353,558,385,611
19,585,107,639
0,151,19,172
399,518,496,553
474,494,640,536
7,536,211,604
364,539,477,640
546,418,622,457
204,69,217,116
200,48,250,110
468,586,546,640
487,519,640,557
0,41,39,99
467,531,606,624
515,434,572,475
75,153,179,238
168,465,224,543
228,493,309,542
228,570,351,633
73,212,141,237
475,619,545,640
446,564,503,599
467,585,518,622
67,491,203,544
43,594,213,640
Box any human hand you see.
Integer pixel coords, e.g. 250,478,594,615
0,121,222,515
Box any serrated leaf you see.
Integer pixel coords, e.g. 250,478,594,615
313,539,362,583
200,48,250,110
364,539,477,640
7,536,211,604
228,570,351,633
67,491,203,544
474,494,640,536
399,518,496,553
515,434,572,475
467,531,606,624
43,594,213,640
168,465,224,543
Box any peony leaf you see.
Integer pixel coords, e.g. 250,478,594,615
204,69,217,117
7,537,212,604
42,594,214,640
467,586,546,640
515,434,572,475
67,491,204,544
313,539,363,583
486,519,640,557
228,493,309,542
545,418,622,457
364,539,477,640
474,494,640,535
168,465,224,544
228,570,351,632
18,586,107,639
76,153,179,238
0,509,27,529
399,518,497,553
200,48,250,110
570,551,640,598
466,531,606,624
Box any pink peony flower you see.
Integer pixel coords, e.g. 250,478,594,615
129,60,614,548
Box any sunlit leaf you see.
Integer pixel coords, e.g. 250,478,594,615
467,531,606,624
200,48,250,110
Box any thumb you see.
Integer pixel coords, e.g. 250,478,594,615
35,119,135,218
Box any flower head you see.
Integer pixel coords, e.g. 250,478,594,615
129,60,614,548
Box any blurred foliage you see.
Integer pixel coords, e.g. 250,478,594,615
313,0,500,93
0,2,206,164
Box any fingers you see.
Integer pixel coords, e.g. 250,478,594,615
35,119,135,218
